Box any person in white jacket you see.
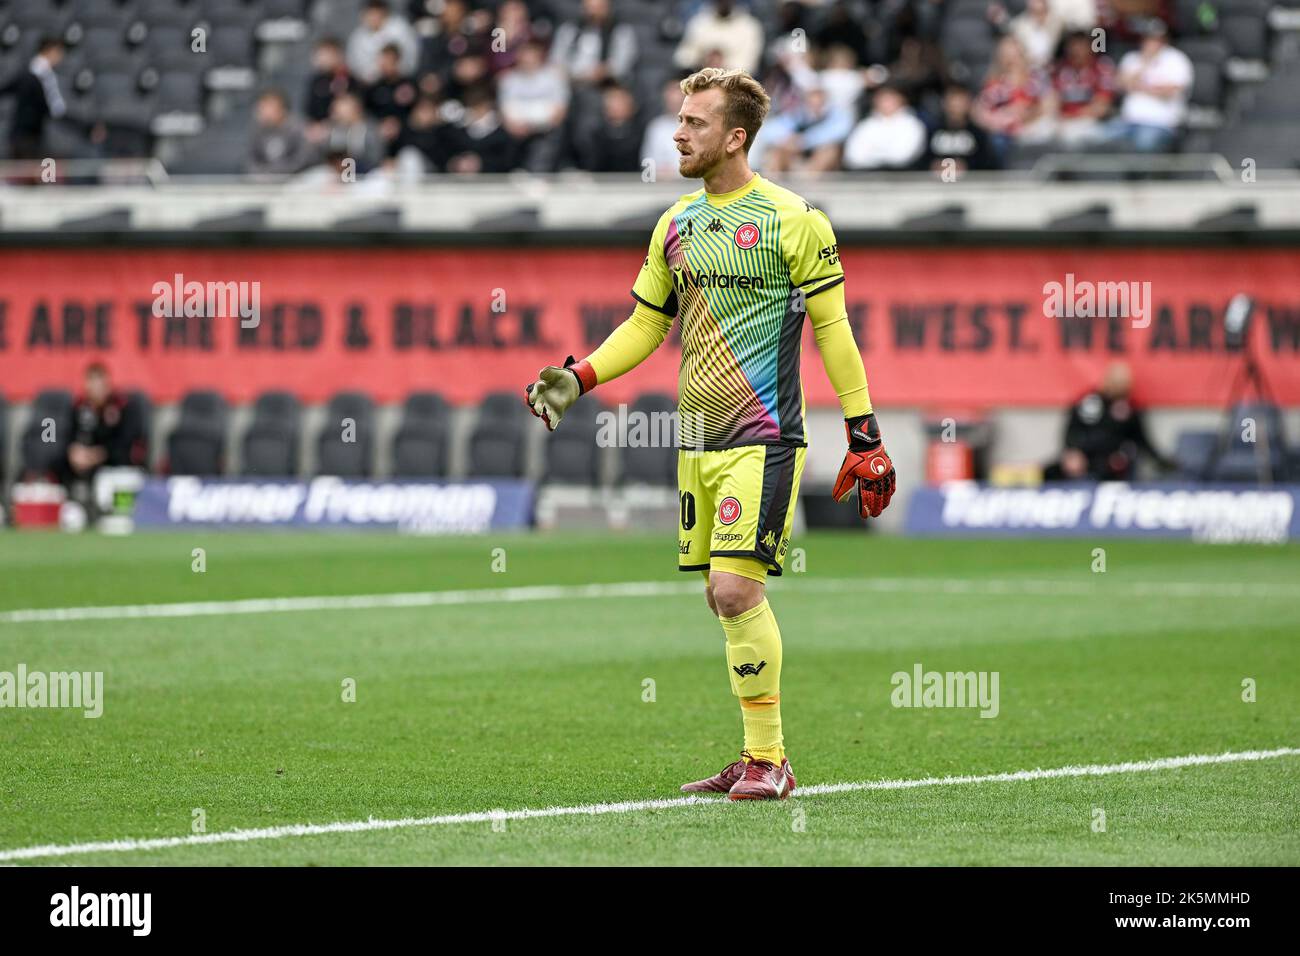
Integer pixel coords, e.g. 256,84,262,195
673,0,765,74
842,85,927,171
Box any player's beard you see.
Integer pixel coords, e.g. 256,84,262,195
678,139,726,180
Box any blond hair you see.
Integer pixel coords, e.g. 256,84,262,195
680,68,770,153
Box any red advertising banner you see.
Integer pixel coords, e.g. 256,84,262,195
0,247,1297,407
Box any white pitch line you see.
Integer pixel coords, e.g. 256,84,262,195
1,576,1294,624
1,746,1295,863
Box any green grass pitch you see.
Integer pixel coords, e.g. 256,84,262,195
0,530,1297,866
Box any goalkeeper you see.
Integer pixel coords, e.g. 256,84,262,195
525,67,895,801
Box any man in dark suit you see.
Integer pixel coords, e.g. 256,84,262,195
2,36,67,160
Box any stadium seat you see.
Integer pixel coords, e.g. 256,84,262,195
154,71,204,114
478,390,531,427
1173,429,1218,478
543,399,605,484
201,0,264,32
1221,13,1269,62
315,390,374,476
19,389,74,481
0,394,7,485
390,392,450,478
167,389,228,475
241,390,301,476
1190,59,1224,108
467,429,525,478
618,392,676,486
123,389,153,468
136,0,203,30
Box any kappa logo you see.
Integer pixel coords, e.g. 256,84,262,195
761,529,778,551
718,496,742,525
733,660,767,678
734,222,760,249
706,217,724,232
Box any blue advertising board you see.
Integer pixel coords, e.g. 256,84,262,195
133,477,534,533
906,481,1300,543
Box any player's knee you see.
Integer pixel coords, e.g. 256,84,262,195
711,576,763,619
704,586,719,616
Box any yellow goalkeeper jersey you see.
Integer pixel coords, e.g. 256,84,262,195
630,173,845,451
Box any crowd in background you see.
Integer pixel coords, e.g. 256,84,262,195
247,0,1199,182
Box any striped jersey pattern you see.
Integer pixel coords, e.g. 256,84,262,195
631,174,845,451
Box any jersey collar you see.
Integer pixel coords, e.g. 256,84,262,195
703,172,761,206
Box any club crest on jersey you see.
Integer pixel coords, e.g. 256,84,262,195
734,222,760,249
719,496,742,525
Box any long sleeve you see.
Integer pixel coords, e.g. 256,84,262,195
584,302,673,385
807,280,872,419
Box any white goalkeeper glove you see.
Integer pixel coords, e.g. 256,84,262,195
525,355,592,431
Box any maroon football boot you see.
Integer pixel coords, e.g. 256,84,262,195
728,757,796,800
680,753,751,793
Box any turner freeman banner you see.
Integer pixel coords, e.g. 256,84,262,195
906,481,1300,543
1,247,1297,407
132,476,534,532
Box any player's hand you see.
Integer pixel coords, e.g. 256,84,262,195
832,412,896,518
525,355,584,431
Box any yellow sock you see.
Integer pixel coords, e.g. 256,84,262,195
718,598,784,764
741,694,784,765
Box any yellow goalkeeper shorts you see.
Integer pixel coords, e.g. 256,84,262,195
677,444,806,577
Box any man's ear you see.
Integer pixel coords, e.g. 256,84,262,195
728,127,748,156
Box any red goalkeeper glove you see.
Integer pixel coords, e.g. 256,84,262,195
832,412,896,518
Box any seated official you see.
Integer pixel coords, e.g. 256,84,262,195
64,363,145,483
1044,362,1174,481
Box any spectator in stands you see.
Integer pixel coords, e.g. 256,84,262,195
885,37,949,116
64,363,144,483
842,84,927,171
760,83,855,174
575,83,645,172
1051,0,1098,32
499,39,569,173
348,0,419,84
248,90,313,176
674,1,765,75
305,38,358,126
1051,31,1116,148
323,92,383,173
415,0,487,97
818,45,867,115
487,0,534,76
925,85,999,174
812,2,872,67
551,0,638,88
389,95,454,179
365,44,418,144
1097,0,1172,44
2,37,67,161
641,76,687,180
1101,18,1192,153
446,85,514,173
1044,362,1174,481
1010,0,1064,69
444,49,492,104
765,1,811,69
973,36,1055,161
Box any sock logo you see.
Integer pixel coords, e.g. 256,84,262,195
733,660,767,678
